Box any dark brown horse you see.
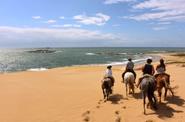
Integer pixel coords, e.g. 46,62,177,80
101,77,112,101
155,73,174,102
140,75,157,114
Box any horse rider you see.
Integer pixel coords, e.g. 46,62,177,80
154,58,170,83
155,59,170,77
122,58,136,82
137,58,155,88
104,65,115,87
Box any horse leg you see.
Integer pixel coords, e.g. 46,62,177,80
132,83,135,94
169,87,174,96
126,83,128,96
102,86,106,99
167,79,174,96
153,93,157,109
148,89,157,110
157,88,162,103
106,89,109,100
101,84,106,99
147,91,153,109
143,92,146,114
129,83,131,94
164,88,168,100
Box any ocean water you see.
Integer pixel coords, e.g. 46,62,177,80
0,47,184,72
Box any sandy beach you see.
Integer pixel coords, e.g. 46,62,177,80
0,53,185,122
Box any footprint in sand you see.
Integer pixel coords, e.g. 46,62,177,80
122,106,126,109
82,110,91,122
96,99,104,108
115,116,121,122
98,99,104,104
145,119,154,122
114,110,121,122
119,101,124,104
115,110,120,115
96,105,100,109
83,116,90,122
82,110,90,116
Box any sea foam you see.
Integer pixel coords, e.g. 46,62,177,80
27,68,48,71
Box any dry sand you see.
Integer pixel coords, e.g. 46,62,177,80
0,53,185,122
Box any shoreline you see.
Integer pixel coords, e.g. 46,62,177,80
0,53,161,74
1,52,184,75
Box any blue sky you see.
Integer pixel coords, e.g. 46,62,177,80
0,0,185,47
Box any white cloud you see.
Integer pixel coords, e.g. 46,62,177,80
59,16,65,19
0,26,123,47
51,24,81,28
73,13,110,26
157,22,171,25
152,26,167,31
63,24,81,28
126,0,185,22
32,16,41,19
127,11,182,21
112,24,120,27
133,0,185,11
45,20,57,24
104,0,135,4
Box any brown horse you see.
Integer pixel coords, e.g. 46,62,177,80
155,73,174,102
101,77,112,101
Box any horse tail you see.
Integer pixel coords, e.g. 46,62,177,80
147,81,153,104
147,82,150,95
102,81,108,89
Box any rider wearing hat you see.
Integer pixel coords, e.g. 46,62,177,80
105,65,115,87
122,58,136,82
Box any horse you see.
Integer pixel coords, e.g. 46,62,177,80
155,73,174,103
122,72,135,96
101,77,112,101
140,75,157,114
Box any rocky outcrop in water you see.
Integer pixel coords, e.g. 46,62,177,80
27,49,56,53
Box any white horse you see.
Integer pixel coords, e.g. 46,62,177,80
123,72,135,96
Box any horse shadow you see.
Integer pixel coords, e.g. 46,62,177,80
166,95,185,107
152,103,184,118
146,95,184,118
108,94,124,104
132,92,142,99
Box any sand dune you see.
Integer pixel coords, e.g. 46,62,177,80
0,53,185,122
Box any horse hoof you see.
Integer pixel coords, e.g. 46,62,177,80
153,105,157,110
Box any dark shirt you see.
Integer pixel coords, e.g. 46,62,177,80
142,64,154,75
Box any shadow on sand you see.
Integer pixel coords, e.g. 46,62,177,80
166,95,185,107
153,102,183,118
147,95,184,118
132,92,142,99
108,94,124,104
